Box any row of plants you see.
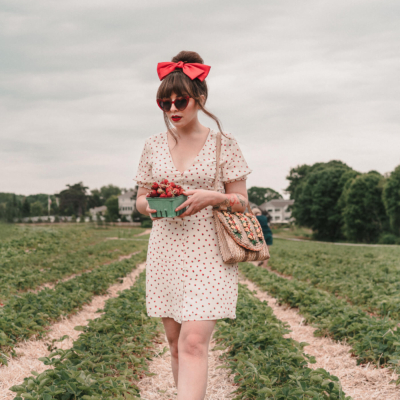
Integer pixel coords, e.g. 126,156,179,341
10,270,161,400
267,239,400,319
213,281,350,399
239,262,400,384
1,226,145,301
0,251,146,366
0,225,143,264
0,226,88,260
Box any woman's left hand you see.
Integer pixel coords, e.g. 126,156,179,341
175,190,219,218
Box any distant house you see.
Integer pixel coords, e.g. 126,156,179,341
89,205,107,219
118,188,138,221
259,199,295,223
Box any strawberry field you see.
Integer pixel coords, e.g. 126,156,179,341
1,224,399,399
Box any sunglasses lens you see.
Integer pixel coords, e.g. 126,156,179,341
157,96,189,111
175,97,189,111
159,100,171,112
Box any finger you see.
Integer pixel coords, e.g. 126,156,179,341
175,201,191,212
178,204,194,218
183,190,195,195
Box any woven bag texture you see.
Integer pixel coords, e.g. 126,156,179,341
212,131,270,264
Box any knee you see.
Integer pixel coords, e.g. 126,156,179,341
179,334,207,359
167,339,179,359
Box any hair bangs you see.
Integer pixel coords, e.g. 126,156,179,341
157,72,192,100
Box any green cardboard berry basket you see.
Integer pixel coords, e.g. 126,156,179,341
147,195,188,218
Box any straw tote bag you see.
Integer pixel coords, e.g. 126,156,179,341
212,131,270,264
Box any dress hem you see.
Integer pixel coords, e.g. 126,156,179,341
146,312,237,324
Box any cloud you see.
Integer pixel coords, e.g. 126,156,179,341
1,0,399,196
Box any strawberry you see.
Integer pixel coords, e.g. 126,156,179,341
157,188,165,194
159,193,167,198
170,182,176,188
161,179,169,184
150,190,158,197
151,182,159,190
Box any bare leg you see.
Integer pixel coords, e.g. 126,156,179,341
162,317,182,387
177,320,217,400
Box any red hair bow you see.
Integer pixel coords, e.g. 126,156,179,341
157,61,211,82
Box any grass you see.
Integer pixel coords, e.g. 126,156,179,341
270,224,313,240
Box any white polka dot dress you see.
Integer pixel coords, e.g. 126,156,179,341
132,128,252,324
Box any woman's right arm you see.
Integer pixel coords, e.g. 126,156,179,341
136,186,163,220
136,187,151,216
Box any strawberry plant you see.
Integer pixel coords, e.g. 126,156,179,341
0,236,147,302
9,271,163,400
0,251,147,366
265,239,400,319
239,262,400,383
213,282,351,399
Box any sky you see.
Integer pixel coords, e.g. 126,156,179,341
1,0,399,199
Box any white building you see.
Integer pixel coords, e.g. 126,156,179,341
118,189,137,221
261,199,295,223
89,205,107,219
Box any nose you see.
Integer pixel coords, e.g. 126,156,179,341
170,102,178,113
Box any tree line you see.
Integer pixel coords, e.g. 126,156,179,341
286,161,400,244
0,182,136,223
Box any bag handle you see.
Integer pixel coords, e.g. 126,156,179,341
213,131,253,215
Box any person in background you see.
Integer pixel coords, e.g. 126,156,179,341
252,207,273,268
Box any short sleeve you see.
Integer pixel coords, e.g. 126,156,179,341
220,133,253,183
132,139,153,190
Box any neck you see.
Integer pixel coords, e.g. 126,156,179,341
173,117,208,138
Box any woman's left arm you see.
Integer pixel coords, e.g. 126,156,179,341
211,179,248,213
175,179,248,217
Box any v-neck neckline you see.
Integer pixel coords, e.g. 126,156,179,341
165,128,212,175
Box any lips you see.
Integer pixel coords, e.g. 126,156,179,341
171,116,182,122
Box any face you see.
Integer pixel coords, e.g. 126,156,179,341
162,92,204,128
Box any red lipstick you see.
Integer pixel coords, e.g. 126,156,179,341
171,116,182,122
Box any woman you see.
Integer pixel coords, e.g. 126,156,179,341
252,207,273,268
133,51,252,400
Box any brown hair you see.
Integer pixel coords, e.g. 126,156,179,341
157,50,228,144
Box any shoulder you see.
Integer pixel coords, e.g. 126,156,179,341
212,130,238,151
215,131,247,161
145,131,164,145
218,131,236,142
142,132,165,153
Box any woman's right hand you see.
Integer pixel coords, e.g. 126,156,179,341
145,200,163,220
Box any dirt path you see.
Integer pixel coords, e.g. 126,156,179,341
0,258,147,400
136,228,152,236
137,331,236,400
240,264,400,400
